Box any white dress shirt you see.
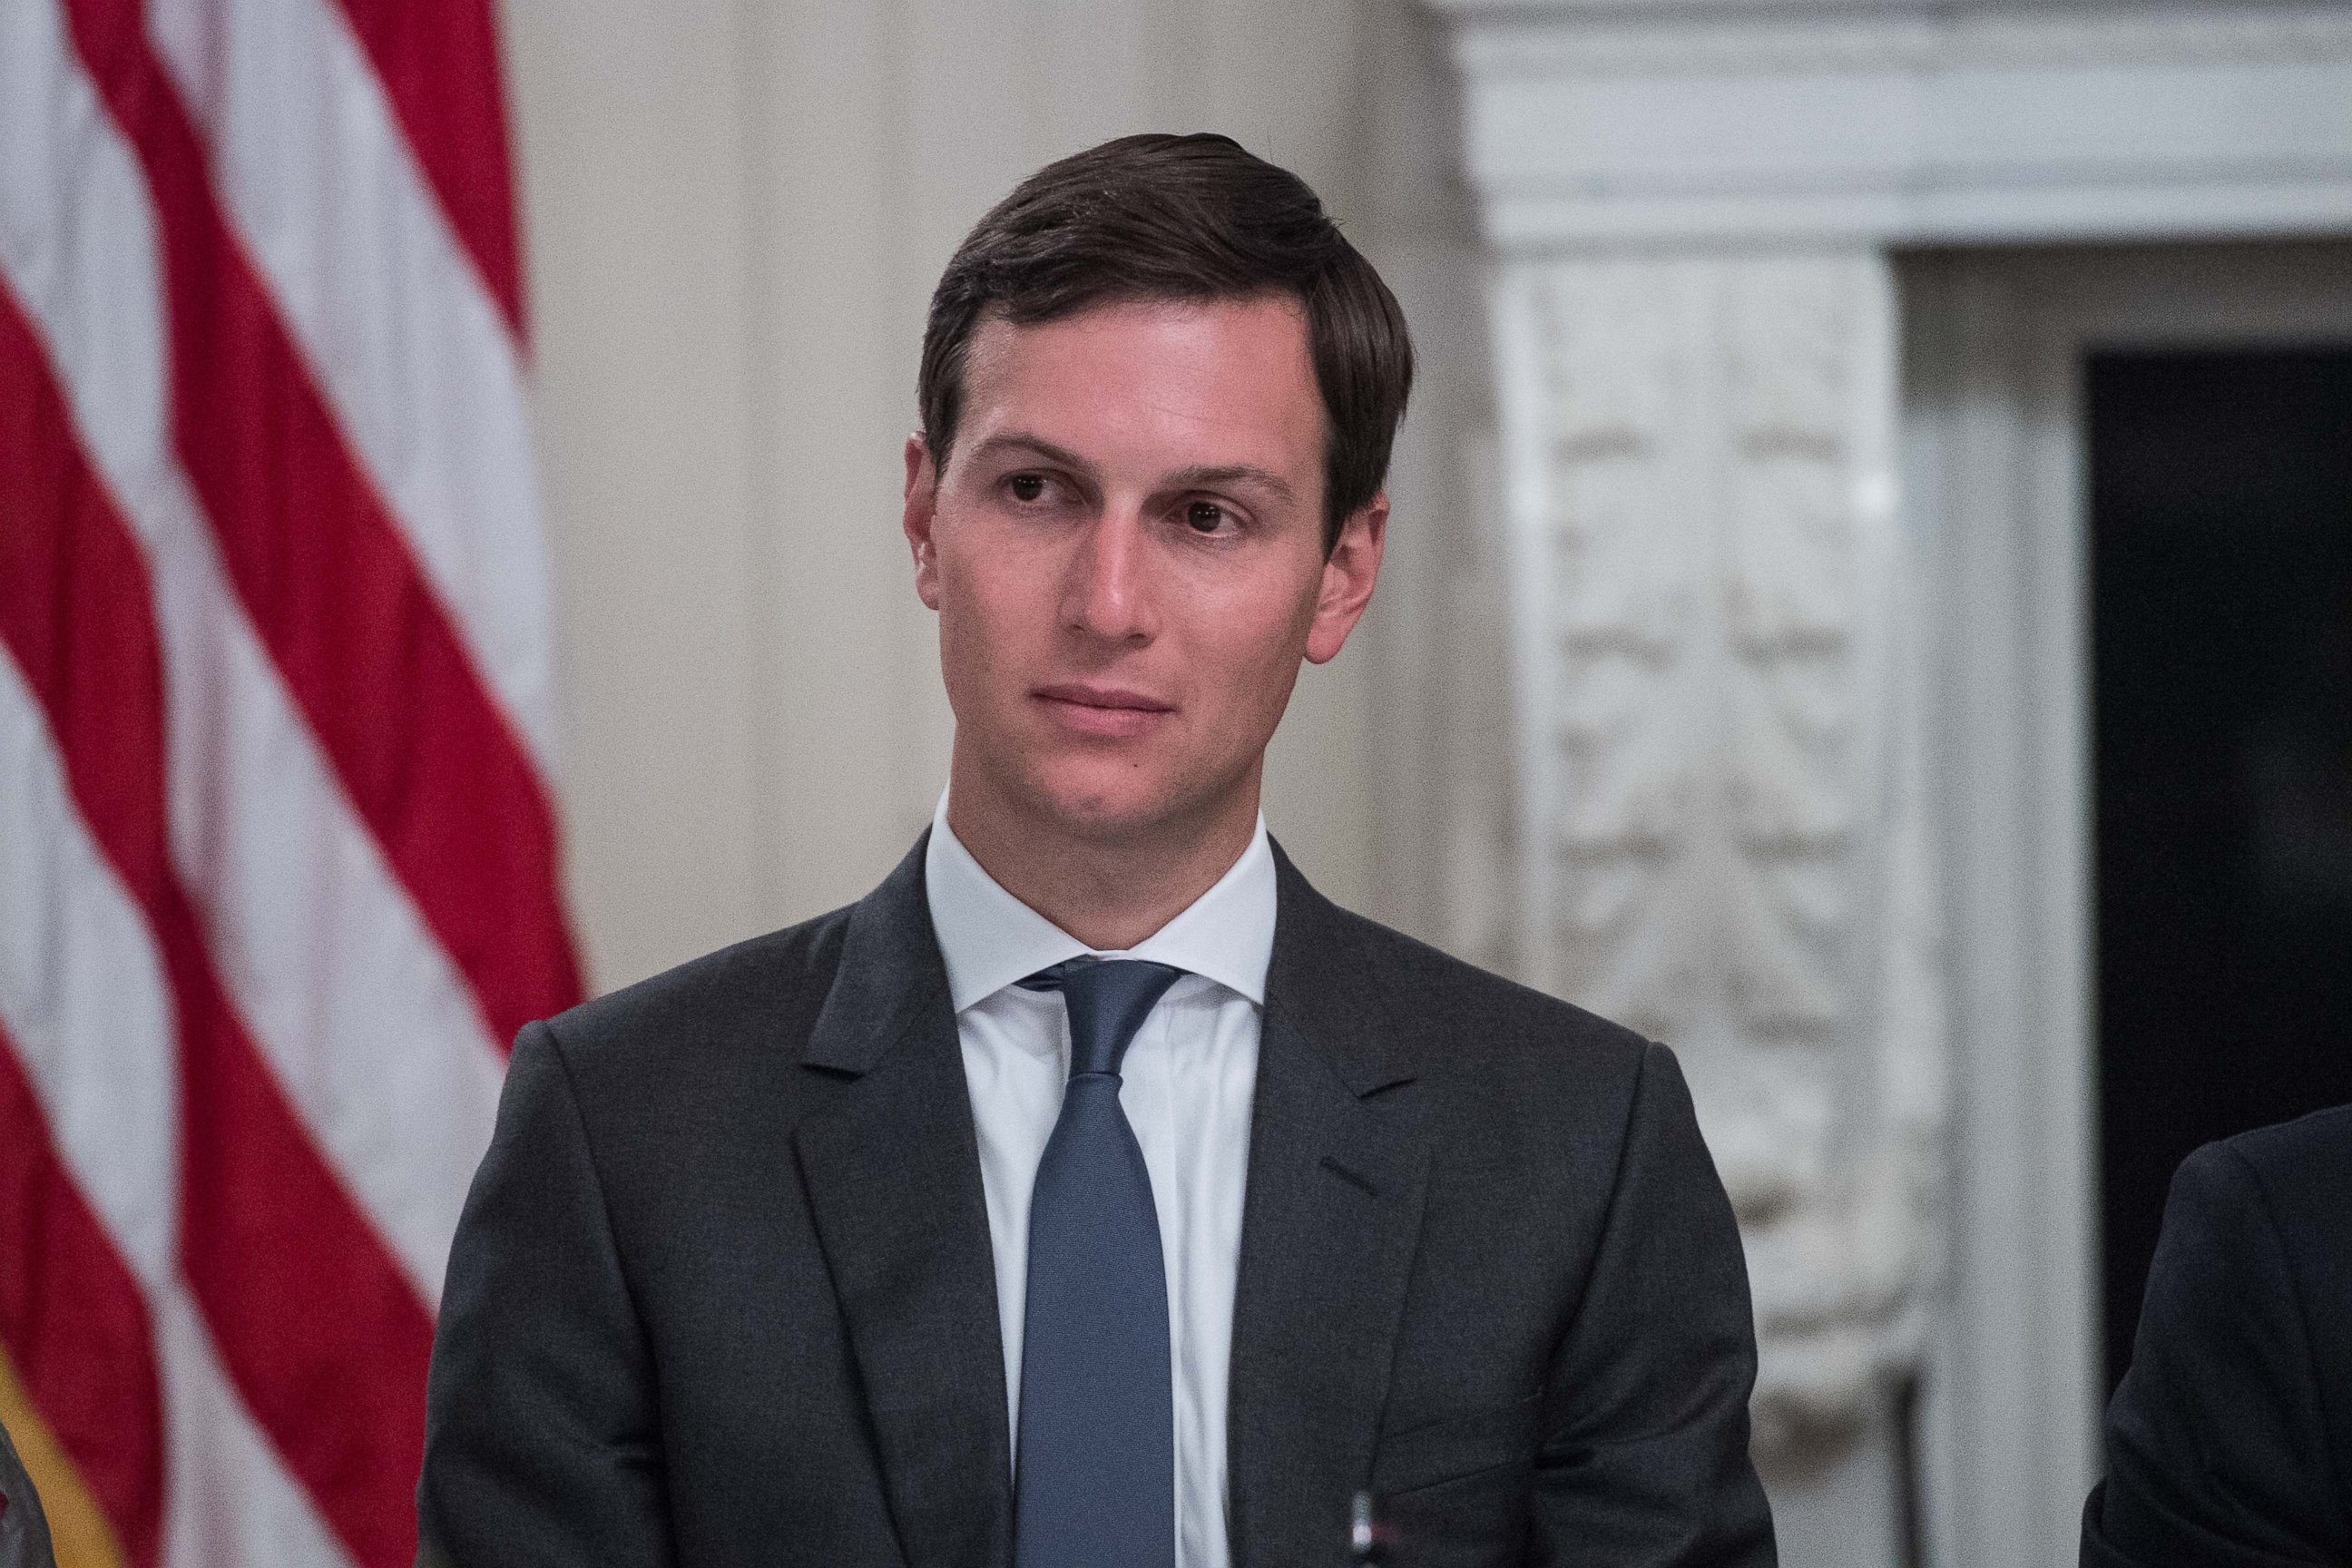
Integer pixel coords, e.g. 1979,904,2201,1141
924,794,1271,1568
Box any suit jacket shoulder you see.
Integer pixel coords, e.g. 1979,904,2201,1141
2083,1105,2352,1567
1259,851,1772,1568
539,901,854,1080
1270,858,1652,1093
2230,1105,2352,1420
518,904,864,1227
2227,1103,2352,1269
1329,897,1651,1058
1268,861,1683,1242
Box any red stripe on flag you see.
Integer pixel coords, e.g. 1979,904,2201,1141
0,1023,164,1568
61,0,582,1054
327,0,526,336
173,971,435,1568
0,278,432,1568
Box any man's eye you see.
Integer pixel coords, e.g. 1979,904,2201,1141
1185,500,1228,534
1008,474,1046,503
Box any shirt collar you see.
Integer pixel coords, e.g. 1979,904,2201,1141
924,790,1276,1014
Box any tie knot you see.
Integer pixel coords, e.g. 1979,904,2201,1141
1018,958,1183,1077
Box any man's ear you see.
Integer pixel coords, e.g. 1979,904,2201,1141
1304,494,1388,665
902,433,942,610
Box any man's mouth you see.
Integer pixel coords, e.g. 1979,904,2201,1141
1032,682,1175,737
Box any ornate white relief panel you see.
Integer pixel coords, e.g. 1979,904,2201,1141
1493,252,1945,1455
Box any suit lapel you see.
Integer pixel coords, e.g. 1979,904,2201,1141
794,838,1013,1568
1226,848,1431,1568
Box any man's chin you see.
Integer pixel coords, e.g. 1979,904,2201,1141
1028,792,1182,847
1015,768,1220,849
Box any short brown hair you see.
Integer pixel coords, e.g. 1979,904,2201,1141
918,133,1413,552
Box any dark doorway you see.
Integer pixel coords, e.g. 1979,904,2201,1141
2092,347,2352,1396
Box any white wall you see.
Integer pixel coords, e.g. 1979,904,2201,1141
501,0,1494,992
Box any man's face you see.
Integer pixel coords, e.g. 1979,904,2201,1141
902,295,1385,848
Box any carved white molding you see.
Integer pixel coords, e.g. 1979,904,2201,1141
1434,2,2352,247
1492,250,1944,1450
1434,6,2352,1550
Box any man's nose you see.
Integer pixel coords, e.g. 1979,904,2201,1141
1063,505,1154,644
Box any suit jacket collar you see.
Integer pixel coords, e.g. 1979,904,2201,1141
801,834,946,1075
792,834,1434,1568
1260,840,1420,1098
794,835,1014,1568
1226,844,1432,1568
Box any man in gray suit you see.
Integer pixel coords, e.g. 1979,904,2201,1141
419,133,1773,1568
1,1416,59,1568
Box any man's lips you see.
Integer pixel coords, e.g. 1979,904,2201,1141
1032,682,1174,738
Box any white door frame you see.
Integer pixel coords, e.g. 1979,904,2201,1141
1904,240,2352,1568
1427,3,2352,1563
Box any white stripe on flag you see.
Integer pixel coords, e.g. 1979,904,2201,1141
155,495,509,1306
147,0,559,769
0,649,180,1290
0,0,506,1307
159,1287,362,1568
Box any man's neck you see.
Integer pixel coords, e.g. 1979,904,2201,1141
944,765,1261,953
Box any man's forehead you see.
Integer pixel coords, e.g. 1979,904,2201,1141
956,297,1321,454
964,296,1309,383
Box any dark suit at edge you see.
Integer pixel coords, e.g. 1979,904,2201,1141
2082,1104,2352,1567
418,835,1775,1568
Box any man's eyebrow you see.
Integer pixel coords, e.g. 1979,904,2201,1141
966,432,1097,474
1162,465,1298,505
964,438,1298,506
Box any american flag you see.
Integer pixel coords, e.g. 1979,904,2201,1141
0,0,575,1561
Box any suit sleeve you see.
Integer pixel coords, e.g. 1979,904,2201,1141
2082,1142,2345,1568
1,1404,61,1568
1532,1042,1775,1568
417,1021,675,1568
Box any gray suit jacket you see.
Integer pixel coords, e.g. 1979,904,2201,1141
1,1414,58,1568
419,837,1772,1568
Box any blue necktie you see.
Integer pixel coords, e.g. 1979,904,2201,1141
1013,957,1182,1568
